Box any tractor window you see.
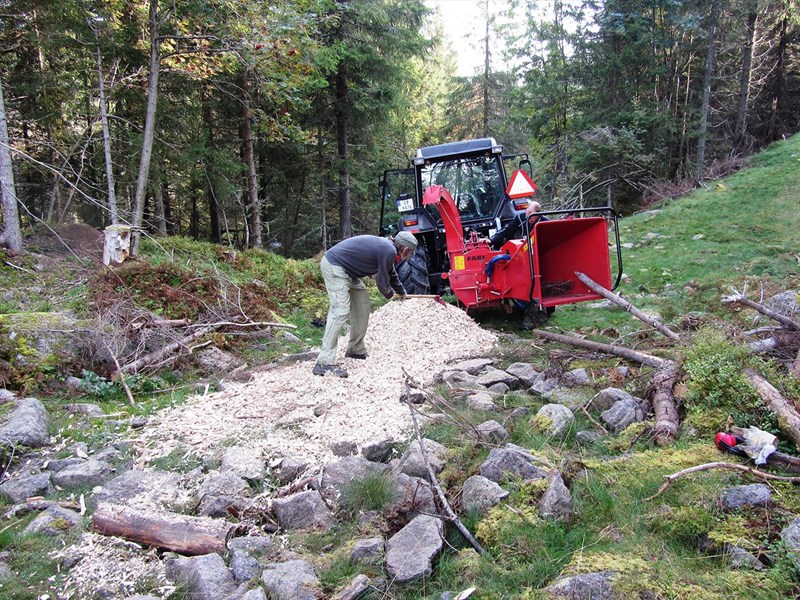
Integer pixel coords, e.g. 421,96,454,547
420,155,505,220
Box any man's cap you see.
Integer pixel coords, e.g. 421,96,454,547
394,231,418,251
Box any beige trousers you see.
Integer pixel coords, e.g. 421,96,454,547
316,256,371,366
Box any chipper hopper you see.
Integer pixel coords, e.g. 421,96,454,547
422,184,619,312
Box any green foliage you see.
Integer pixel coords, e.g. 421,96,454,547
682,329,773,430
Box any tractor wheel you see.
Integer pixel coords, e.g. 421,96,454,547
522,302,549,330
397,245,430,295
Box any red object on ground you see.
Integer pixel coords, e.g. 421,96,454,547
714,432,737,451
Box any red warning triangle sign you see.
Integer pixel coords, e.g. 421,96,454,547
506,169,537,199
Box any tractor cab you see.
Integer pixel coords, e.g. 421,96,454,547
379,138,531,294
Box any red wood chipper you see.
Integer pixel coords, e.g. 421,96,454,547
422,183,621,324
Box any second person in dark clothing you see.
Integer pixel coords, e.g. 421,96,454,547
313,232,418,377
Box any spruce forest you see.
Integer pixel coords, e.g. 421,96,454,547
1,0,798,252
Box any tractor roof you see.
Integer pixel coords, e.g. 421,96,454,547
415,138,501,162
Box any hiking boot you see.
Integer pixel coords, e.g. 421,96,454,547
345,351,367,360
312,364,348,378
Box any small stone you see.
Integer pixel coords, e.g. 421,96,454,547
330,441,358,457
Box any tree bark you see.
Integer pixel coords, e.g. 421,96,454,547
335,64,351,241
92,503,235,555
0,75,22,252
576,272,680,341
533,329,668,369
202,90,221,243
744,369,800,451
696,0,719,181
97,46,118,225
767,12,788,142
734,3,757,148
241,72,261,248
651,361,680,446
152,180,167,235
132,0,162,248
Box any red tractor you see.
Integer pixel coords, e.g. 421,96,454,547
378,138,622,325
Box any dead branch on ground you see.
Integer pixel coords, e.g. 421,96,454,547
576,272,680,341
645,461,800,501
120,324,217,374
744,369,800,450
402,370,485,555
722,288,800,331
533,330,668,368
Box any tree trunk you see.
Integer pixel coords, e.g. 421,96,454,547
92,503,235,556
335,66,351,241
97,46,118,225
152,180,167,235
318,122,328,250
482,0,490,137
132,0,162,249
734,3,757,149
241,72,261,248
0,75,22,252
696,0,719,181
202,91,221,243
766,12,788,142
745,368,800,451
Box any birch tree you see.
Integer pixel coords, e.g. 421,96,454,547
0,75,21,251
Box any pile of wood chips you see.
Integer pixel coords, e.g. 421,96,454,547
135,297,497,470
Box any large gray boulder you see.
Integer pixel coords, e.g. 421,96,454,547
385,514,444,583
461,475,508,514
600,398,644,434
386,472,436,520
350,537,385,564
397,438,447,480
547,571,615,599
0,398,50,447
532,404,575,438
474,419,509,444
780,518,800,570
51,459,112,489
0,471,52,503
505,362,539,386
539,471,573,521
322,455,388,496
448,358,494,374
91,469,191,511
220,446,266,481
479,446,546,483
475,368,518,389
261,559,321,600
23,505,82,536
593,387,636,411
721,483,771,510
165,553,237,600
272,489,333,531
332,574,371,600
197,471,251,517
466,392,498,412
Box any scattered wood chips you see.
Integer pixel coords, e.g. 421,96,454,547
136,298,497,470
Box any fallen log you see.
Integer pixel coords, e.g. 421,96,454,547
650,361,681,446
744,368,800,451
722,290,800,331
575,271,680,341
91,503,236,555
533,329,668,369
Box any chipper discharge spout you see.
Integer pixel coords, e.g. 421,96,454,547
422,185,616,311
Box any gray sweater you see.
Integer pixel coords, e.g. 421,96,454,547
325,235,406,299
